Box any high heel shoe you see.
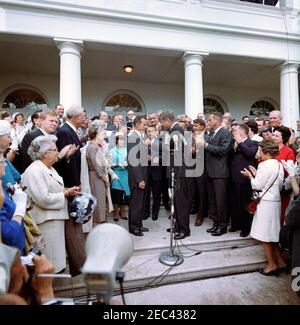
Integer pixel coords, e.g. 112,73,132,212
277,265,289,275
258,268,279,277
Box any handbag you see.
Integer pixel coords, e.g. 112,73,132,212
245,197,261,215
245,162,281,215
117,179,129,205
24,211,46,254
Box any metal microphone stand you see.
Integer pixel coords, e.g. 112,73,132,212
159,150,184,266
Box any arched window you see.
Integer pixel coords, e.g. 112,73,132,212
203,97,224,115
104,92,143,113
250,100,276,117
2,88,47,111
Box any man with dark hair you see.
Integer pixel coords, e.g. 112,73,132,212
229,124,258,237
246,119,263,142
197,112,233,236
160,110,190,240
144,125,162,221
127,116,149,236
242,115,249,124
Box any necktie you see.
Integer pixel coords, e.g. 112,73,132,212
208,131,215,143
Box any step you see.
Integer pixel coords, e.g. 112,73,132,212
116,216,259,256
54,244,265,298
54,216,263,298
121,245,266,291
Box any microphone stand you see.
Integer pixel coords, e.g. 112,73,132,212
159,149,184,266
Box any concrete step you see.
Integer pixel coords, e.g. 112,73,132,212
54,243,265,298
54,216,266,299
122,245,266,291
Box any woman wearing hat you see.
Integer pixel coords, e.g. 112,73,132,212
22,135,80,273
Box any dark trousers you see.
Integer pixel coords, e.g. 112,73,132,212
145,177,161,218
292,227,300,272
161,166,170,207
65,219,86,277
229,181,253,232
128,186,147,232
207,178,228,228
174,177,190,235
187,176,207,217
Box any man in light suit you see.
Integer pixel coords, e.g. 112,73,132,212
127,116,149,236
54,105,86,276
197,112,233,236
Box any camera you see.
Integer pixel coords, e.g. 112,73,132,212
20,248,41,271
6,182,27,195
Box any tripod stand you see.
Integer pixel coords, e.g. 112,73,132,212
159,166,184,266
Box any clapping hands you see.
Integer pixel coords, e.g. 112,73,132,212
281,160,298,177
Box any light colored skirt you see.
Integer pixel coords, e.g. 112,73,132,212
250,200,281,243
39,219,66,273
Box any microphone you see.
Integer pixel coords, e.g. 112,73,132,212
172,134,179,151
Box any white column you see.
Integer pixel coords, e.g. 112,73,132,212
55,38,83,110
183,52,208,119
280,62,299,131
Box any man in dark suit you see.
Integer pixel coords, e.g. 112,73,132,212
161,111,190,240
127,116,149,236
20,110,58,172
144,125,162,221
55,104,65,127
197,112,233,236
229,124,258,237
54,105,85,276
269,110,283,132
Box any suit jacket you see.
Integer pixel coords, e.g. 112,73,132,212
149,137,162,181
230,138,258,184
204,127,233,178
127,131,148,189
20,128,44,172
54,123,82,188
167,122,187,178
22,160,69,225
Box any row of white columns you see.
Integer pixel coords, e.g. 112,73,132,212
54,39,300,131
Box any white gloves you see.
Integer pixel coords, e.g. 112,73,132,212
12,188,27,217
281,160,298,177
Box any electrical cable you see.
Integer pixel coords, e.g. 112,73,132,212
117,273,126,305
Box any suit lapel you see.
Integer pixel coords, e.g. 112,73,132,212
64,123,82,147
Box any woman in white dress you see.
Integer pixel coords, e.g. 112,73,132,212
241,140,286,276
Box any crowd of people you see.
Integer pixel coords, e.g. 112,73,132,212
0,104,300,304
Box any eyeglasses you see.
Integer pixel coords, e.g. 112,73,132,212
47,148,58,152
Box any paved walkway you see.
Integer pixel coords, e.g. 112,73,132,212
115,272,300,305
